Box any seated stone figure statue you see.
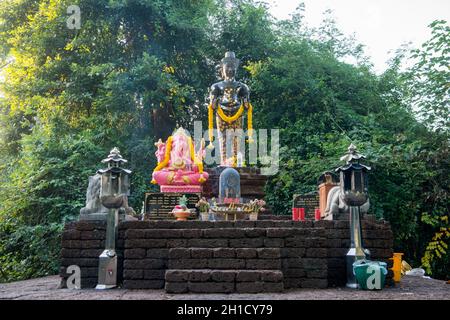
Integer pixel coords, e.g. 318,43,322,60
80,174,136,221
151,127,209,192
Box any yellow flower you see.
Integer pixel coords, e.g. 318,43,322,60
247,102,253,142
208,104,215,149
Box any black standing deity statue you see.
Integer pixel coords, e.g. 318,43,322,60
208,52,253,167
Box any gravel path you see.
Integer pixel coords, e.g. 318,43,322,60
0,275,448,300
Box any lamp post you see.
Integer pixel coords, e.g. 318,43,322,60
95,147,131,290
335,143,371,288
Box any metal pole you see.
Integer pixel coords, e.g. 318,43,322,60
346,205,366,288
105,208,116,249
96,208,118,290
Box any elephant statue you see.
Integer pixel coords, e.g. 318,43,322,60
324,185,370,219
79,173,136,220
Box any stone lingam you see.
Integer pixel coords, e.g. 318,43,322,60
151,127,209,193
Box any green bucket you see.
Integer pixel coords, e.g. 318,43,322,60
353,260,387,290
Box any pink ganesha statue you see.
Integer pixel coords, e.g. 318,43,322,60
151,127,209,193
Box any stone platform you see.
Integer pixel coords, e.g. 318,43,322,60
60,216,394,292
3,275,449,300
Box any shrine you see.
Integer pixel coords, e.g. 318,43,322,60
2,0,448,303
60,51,395,294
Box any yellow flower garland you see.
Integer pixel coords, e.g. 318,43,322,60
207,102,255,148
217,104,245,124
247,102,254,143
191,137,207,183
188,137,204,174
151,135,173,184
208,103,214,149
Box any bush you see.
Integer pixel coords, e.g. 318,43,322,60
0,223,64,282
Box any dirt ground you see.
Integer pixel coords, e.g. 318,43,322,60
0,275,448,300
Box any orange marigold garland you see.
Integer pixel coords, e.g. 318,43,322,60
208,102,254,148
217,104,245,123
188,137,204,174
208,103,214,149
247,102,254,143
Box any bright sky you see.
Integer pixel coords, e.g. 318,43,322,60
268,0,450,73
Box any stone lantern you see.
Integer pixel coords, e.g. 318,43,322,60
98,147,131,207
96,147,131,290
335,143,371,288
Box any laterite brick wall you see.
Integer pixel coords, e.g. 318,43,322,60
59,217,394,290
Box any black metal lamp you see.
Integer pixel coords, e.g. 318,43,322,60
336,143,371,288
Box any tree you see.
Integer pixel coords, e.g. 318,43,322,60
399,20,450,277
404,20,449,132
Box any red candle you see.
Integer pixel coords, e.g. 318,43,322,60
315,208,321,221
292,207,299,221
299,208,305,221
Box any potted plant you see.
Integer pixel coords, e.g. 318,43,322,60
196,197,210,221
172,195,190,221
248,199,266,221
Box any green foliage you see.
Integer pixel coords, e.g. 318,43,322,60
404,20,450,131
421,214,449,279
0,222,64,282
0,1,448,281
248,17,449,278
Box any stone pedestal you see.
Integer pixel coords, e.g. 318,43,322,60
60,217,394,290
203,167,267,201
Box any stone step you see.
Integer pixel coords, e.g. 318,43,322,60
259,213,289,220
165,269,284,293
168,247,282,270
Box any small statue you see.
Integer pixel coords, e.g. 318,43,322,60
80,174,110,216
208,51,254,167
151,127,209,192
324,186,370,218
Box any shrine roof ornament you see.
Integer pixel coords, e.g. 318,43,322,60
102,147,128,164
99,147,131,174
336,143,371,173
